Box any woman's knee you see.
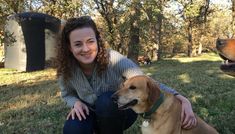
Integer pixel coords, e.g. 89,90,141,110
63,115,94,134
122,109,138,130
94,91,138,132
95,91,119,116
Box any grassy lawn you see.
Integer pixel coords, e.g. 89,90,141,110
0,53,234,134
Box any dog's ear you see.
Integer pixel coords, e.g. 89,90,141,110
147,78,161,104
122,76,127,82
119,76,127,88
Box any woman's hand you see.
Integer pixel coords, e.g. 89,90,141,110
175,94,197,129
67,100,89,121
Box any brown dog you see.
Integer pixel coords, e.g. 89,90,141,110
138,55,152,65
216,38,235,76
112,75,218,134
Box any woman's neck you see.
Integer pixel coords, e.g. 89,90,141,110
79,63,95,76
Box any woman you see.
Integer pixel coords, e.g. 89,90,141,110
57,16,196,134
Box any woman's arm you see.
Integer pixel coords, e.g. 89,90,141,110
175,94,197,129
58,76,80,108
58,76,89,121
158,82,179,95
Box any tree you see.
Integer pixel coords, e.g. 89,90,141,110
0,0,26,46
231,0,235,37
38,0,82,19
127,0,141,63
93,0,121,50
140,0,166,60
196,0,211,55
177,0,206,57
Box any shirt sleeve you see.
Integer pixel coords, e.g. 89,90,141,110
58,76,80,108
156,81,179,95
109,50,179,95
110,50,144,78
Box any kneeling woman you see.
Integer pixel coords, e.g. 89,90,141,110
57,16,197,134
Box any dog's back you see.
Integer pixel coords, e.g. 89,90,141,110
183,117,218,134
152,92,219,134
141,93,182,134
138,56,151,65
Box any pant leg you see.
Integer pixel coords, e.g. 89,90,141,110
63,111,96,134
95,91,137,134
122,109,138,130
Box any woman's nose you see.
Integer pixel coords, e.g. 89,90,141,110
82,44,90,51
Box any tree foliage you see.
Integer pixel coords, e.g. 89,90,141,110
0,0,234,60
38,0,82,19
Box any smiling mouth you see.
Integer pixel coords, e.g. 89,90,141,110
219,54,235,71
80,53,93,58
118,99,138,110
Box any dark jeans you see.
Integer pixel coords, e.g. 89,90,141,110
63,91,137,134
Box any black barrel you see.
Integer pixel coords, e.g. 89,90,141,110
17,12,60,71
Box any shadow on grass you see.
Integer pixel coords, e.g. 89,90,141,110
0,79,69,134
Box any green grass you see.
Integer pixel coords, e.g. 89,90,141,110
0,53,234,134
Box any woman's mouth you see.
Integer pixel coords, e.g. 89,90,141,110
81,53,92,57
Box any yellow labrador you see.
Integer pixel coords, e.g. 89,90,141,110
112,75,218,134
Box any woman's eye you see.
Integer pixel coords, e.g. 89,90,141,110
88,40,95,43
75,43,82,46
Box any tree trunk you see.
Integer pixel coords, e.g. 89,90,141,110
232,0,235,37
187,20,193,57
156,13,163,60
198,42,202,55
198,0,210,55
94,0,119,49
127,0,141,64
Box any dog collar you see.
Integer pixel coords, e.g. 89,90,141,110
140,93,164,119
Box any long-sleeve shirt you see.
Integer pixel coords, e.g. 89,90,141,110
58,50,178,108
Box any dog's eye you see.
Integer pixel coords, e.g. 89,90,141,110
129,85,136,90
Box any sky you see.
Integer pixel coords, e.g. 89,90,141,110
211,0,231,5
165,0,232,15
210,0,232,8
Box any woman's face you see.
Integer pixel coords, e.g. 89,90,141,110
69,27,98,66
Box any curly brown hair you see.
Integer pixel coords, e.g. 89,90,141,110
56,16,109,80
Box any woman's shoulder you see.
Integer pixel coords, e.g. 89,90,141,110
108,49,123,56
108,49,126,61
107,49,127,66
107,49,144,78
107,49,138,67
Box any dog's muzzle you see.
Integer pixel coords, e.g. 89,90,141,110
111,94,138,110
118,99,138,110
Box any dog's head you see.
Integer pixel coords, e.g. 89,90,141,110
112,75,161,113
216,38,235,76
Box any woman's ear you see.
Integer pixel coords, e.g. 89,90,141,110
147,78,161,104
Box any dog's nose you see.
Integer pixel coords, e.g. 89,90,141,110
111,94,118,102
216,39,226,47
216,39,227,50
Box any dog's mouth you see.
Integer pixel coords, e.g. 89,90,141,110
118,99,138,110
219,54,235,71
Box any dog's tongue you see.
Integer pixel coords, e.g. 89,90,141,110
219,53,235,66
